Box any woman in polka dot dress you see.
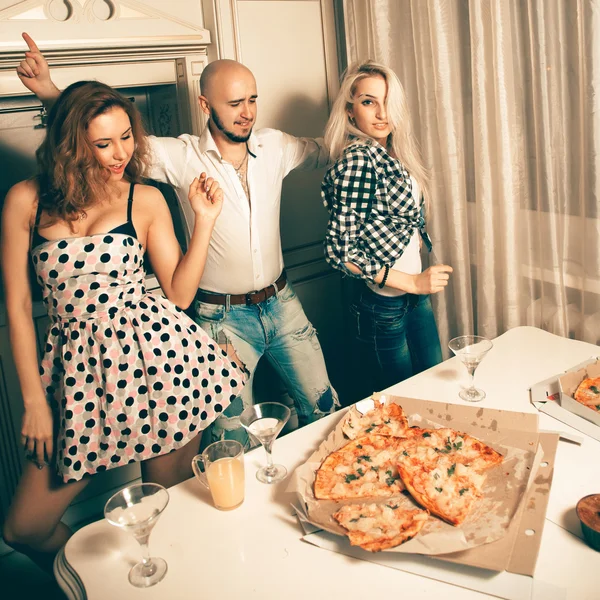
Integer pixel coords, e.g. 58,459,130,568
1,80,247,568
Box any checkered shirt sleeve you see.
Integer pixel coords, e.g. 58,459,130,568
321,142,423,283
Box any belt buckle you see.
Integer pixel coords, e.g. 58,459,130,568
245,292,253,306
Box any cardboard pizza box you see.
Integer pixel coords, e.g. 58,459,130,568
557,358,600,428
529,356,600,442
293,395,556,580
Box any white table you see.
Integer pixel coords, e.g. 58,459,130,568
54,326,600,600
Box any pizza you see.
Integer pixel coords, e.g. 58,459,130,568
342,400,408,439
394,428,503,525
314,435,406,500
573,377,600,412
333,501,429,552
394,427,504,472
396,455,486,525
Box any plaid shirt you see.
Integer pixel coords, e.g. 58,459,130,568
321,140,424,283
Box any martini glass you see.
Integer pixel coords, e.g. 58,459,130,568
104,483,169,588
240,402,291,483
448,335,493,402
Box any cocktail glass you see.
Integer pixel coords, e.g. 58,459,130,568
448,335,493,402
240,402,291,483
104,482,169,588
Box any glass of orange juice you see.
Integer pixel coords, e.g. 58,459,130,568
191,440,245,510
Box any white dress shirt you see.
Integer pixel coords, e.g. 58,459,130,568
147,127,328,294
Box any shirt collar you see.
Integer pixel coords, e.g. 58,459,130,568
198,125,260,160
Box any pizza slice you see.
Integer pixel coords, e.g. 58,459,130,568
314,435,406,500
395,427,503,473
574,377,600,412
342,400,409,439
396,455,486,526
333,501,429,552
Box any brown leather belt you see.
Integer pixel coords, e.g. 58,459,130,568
197,272,287,306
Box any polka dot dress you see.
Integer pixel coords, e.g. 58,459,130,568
31,225,246,483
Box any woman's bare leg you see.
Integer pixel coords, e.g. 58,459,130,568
141,433,202,489
2,462,90,572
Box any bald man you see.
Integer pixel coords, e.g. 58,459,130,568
18,37,339,448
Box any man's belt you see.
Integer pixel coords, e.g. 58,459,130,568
197,272,287,306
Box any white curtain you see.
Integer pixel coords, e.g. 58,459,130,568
342,0,600,352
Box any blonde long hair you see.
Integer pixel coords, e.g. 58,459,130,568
325,60,430,205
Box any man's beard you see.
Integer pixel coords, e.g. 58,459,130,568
210,108,252,143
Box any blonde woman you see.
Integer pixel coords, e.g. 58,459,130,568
322,61,453,392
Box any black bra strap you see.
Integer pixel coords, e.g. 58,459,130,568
127,183,135,222
34,199,44,230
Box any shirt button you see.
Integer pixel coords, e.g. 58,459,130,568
256,275,260,279
253,249,258,254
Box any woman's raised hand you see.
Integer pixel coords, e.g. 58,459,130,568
188,173,224,223
16,32,60,101
412,264,453,294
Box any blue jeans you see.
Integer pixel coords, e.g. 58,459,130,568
194,281,338,447
352,289,442,394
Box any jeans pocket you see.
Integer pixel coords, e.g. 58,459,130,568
278,282,297,303
194,300,226,323
356,299,409,334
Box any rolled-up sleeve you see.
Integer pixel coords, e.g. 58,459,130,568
146,135,189,188
322,146,417,284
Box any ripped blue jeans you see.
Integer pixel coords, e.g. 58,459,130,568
194,281,338,448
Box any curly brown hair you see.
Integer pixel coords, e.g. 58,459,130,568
36,80,149,222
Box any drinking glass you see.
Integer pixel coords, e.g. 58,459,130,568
448,335,493,402
104,483,169,588
191,440,245,510
240,402,291,483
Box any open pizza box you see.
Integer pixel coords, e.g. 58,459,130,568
529,356,600,443
290,395,560,598
557,358,600,428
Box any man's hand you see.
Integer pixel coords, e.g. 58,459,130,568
411,264,453,294
16,32,60,103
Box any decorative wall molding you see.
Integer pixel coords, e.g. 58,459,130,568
0,0,210,53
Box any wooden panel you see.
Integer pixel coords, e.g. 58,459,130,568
0,354,22,525
236,0,332,249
